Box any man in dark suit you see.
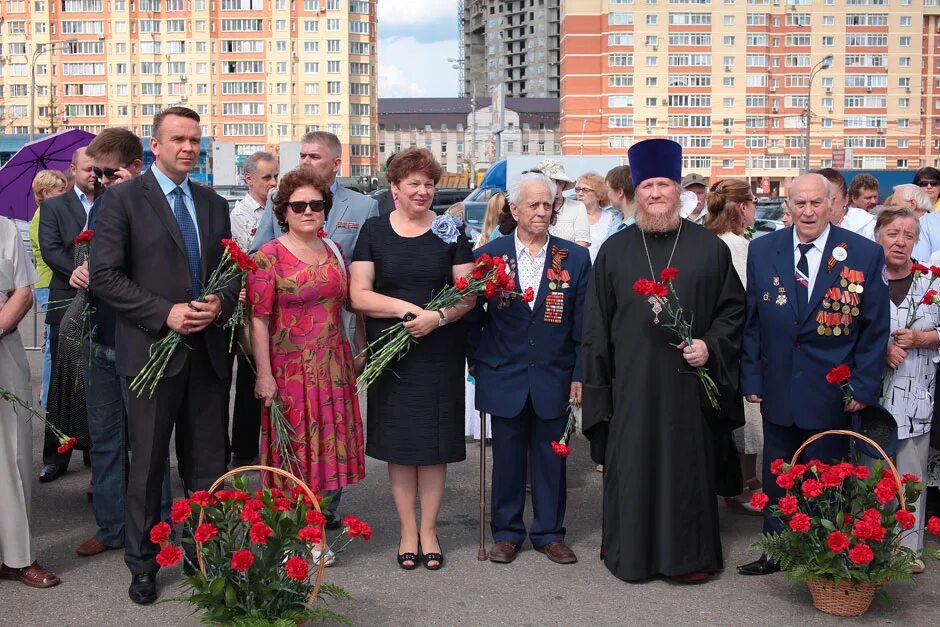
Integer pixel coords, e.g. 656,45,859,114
468,171,590,566
89,107,239,604
37,146,98,481
739,173,890,575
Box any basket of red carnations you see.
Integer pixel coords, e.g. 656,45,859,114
752,430,940,617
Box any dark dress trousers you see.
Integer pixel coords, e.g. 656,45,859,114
89,169,239,575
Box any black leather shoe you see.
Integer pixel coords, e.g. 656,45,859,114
39,464,66,483
325,517,342,531
737,555,780,576
128,573,157,605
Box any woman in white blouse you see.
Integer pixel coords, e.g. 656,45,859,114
875,206,940,571
704,179,762,514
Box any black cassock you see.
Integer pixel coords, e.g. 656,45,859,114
582,220,746,582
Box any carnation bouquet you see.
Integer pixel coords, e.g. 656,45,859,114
752,447,940,615
0,387,77,454
357,252,534,393
903,262,940,328
151,472,371,626
632,267,720,409
130,239,256,398
72,229,96,353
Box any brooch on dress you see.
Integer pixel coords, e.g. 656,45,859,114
431,215,462,244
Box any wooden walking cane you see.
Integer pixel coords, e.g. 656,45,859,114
477,410,488,561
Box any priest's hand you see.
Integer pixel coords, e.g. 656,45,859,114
846,400,867,413
679,339,709,368
569,382,582,405
886,344,907,369
745,394,763,403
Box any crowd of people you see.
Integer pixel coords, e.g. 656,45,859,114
1,109,940,602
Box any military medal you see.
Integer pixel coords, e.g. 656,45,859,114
544,292,565,324
833,246,847,262
776,294,787,306
763,292,770,302
833,327,842,336
817,325,826,335
773,276,780,287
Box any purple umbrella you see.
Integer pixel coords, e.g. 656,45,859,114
0,129,95,221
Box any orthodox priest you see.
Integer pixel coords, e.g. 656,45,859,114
581,139,746,583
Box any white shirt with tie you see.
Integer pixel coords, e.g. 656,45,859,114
793,223,830,302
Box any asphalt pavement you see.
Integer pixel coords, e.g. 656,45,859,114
1,350,938,626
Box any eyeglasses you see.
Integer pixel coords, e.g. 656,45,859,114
918,180,939,188
574,186,594,194
287,199,327,214
93,165,132,179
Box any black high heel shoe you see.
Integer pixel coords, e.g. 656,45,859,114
397,539,419,571
422,536,444,571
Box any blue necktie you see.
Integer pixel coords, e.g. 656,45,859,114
172,186,202,299
795,243,813,318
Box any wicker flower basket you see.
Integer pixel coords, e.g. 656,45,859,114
791,430,904,618
195,464,327,602
806,577,880,617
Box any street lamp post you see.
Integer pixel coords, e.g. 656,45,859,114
804,54,834,173
30,39,77,141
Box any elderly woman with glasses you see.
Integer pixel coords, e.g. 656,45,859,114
248,168,365,498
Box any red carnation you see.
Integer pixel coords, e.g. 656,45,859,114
927,516,940,536
241,505,263,525
551,441,571,457
660,267,679,282
912,262,930,275
155,544,183,568
272,497,292,512
298,525,323,544
632,278,654,297
249,522,273,545
801,479,823,499
651,282,669,298
285,556,309,581
826,364,852,385
306,510,327,527
895,509,916,530
57,437,78,454
778,495,798,516
522,287,535,303
902,473,921,485
770,459,786,476
170,499,192,524
775,471,796,490
853,465,870,480
820,468,846,488
73,230,93,245
789,512,811,533
923,290,939,305
194,523,218,543
483,280,497,299
455,276,469,291
343,515,372,540
470,267,485,280
231,549,254,572
931,266,940,278
149,521,172,544
861,508,882,523
790,463,807,477
874,477,897,505
189,490,215,507
749,492,770,511
826,531,850,553
848,543,874,565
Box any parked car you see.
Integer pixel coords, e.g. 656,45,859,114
752,198,786,239
431,188,472,215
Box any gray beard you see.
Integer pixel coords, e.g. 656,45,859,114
635,208,681,233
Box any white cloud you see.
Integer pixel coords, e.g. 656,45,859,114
378,0,458,29
378,36,459,98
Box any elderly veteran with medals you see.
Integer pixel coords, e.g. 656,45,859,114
581,139,746,584
738,173,890,576
467,170,591,566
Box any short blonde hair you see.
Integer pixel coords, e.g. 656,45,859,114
577,172,608,202
32,170,68,205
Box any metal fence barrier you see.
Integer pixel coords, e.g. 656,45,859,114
22,297,45,351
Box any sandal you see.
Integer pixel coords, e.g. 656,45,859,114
0,562,61,588
422,536,444,571
397,539,419,571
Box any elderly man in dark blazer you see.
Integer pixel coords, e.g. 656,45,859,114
36,146,98,481
468,171,590,566
90,107,239,604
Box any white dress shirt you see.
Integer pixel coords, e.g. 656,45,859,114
230,193,264,252
514,230,548,310
793,223,830,301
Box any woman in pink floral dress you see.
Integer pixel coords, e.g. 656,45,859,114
248,168,365,492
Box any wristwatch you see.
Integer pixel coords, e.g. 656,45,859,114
437,310,447,327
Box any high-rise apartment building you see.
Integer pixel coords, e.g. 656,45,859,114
562,0,940,193
0,0,377,176
461,0,560,98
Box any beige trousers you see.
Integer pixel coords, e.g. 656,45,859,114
0,331,34,568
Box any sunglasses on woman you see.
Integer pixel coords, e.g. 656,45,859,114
287,199,327,214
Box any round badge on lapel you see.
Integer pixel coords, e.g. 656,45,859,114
832,246,847,262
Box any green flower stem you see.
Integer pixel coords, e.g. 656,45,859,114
0,387,70,442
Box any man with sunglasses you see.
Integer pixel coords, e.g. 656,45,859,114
250,131,377,534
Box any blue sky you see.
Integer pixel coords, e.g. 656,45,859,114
377,0,461,98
